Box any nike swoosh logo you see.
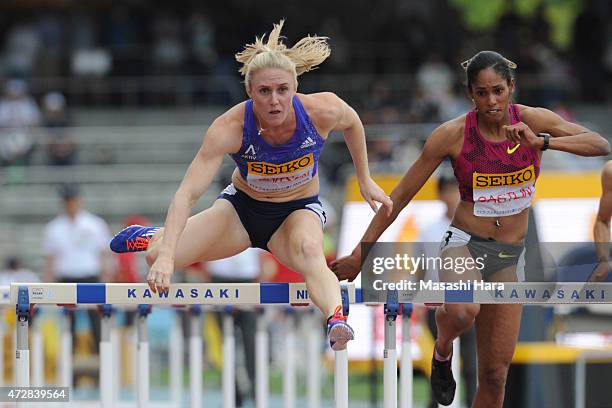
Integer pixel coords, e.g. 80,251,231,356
498,252,517,259
506,144,520,154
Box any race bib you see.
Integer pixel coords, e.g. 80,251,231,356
472,165,535,217
246,153,315,192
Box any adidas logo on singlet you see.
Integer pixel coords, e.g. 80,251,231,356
300,137,316,149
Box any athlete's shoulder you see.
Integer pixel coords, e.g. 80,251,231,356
297,92,344,133
204,102,246,154
299,91,340,105
297,92,342,116
423,115,466,158
212,101,247,129
515,104,553,121
434,114,466,139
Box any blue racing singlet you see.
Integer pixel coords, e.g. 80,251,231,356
230,96,326,193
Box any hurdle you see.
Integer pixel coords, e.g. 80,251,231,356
11,282,361,407
11,282,612,407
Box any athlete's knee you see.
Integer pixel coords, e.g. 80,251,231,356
444,304,480,327
479,363,510,395
298,239,324,260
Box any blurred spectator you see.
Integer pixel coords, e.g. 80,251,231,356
0,79,40,166
367,138,395,167
69,11,97,51
42,92,77,166
43,184,113,357
70,48,112,78
36,12,65,77
438,83,471,122
416,52,454,109
530,44,572,107
363,80,402,124
189,12,217,72
207,248,262,407
69,11,111,78
0,256,39,285
151,14,186,74
2,19,41,78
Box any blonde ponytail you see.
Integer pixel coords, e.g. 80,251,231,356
235,20,331,90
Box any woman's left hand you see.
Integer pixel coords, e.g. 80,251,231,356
359,177,393,216
503,122,542,149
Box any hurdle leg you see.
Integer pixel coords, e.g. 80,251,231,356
169,309,184,408
334,349,348,408
283,309,296,408
111,313,120,403
15,287,30,387
255,308,269,408
334,285,351,408
189,305,203,408
31,309,44,387
399,304,412,408
100,305,114,408
384,294,399,408
129,324,137,397
222,307,235,408
0,311,4,387
306,308,321,408
59,308,73,390
136,304,151,408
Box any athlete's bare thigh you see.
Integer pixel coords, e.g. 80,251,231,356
150,199,251,269
439,245,482,282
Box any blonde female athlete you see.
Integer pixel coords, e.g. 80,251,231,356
110,21,392,351
332,51,609,406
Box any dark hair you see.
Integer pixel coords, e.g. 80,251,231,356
5,256,20,270
462,51,516,89
58,183,80,200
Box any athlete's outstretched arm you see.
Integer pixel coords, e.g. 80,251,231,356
590,162,612,282
331,124,454,281
149,108,243,292
315,92,393,215
506,107,610,156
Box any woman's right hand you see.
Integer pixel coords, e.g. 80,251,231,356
330,247,362,282
147,255,174,293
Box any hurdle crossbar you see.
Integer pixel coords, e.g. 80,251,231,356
9,282,612,305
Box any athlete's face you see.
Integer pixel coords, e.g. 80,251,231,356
249,68,297,128
469,68,514,122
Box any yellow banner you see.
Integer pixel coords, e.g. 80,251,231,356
344,171,602,202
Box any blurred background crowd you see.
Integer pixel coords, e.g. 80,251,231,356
0,0,611,404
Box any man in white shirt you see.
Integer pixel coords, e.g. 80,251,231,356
43,184,112,355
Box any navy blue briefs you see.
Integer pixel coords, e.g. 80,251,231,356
218,184,326,251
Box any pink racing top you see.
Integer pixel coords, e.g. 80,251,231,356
451,104,541,217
